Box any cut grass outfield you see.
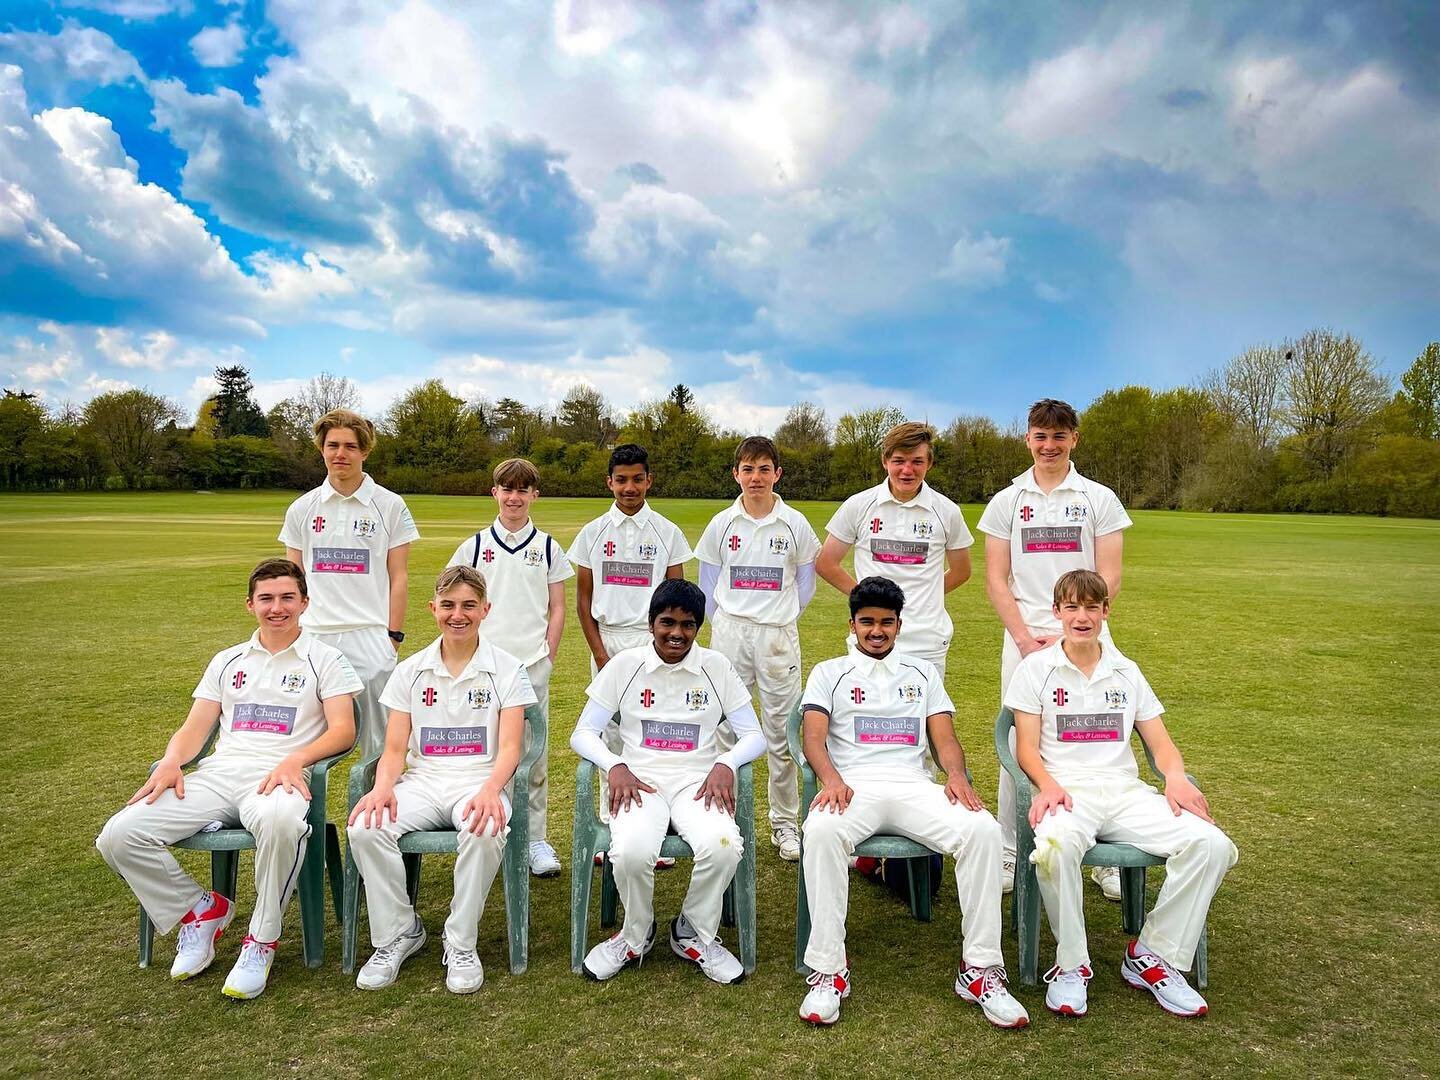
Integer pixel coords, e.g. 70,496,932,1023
0,491,1437,1079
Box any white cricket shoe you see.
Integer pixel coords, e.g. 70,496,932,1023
955,964,1030,1029
528,841,562,878
1044,963,1092,1017
669,915,744,984
582,922,655,981
1121,941,1209,1017
443,941,484,994
1000,851,1016,895
221,935,276,1000
356,917,426,990
771,825,801,862
799,967,851,1025
170,892,234,980
1090,865,1122,901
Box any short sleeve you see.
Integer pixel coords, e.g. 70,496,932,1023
825,493,861,544
584,654,626,713
800,662,833,714
923,662,955,715
713,655,752,715
501,661,539,709
546,538,575,583
1134,669,1164,721
793,511,822,563
976,489,1014,540
694,511,725,565
447,536,478,569
387,497,421,548
664,519,693,564
1094,486,1134,537
944,500,975,551
379,663,414,715
1003,656,1046,715
568,520,597,569
192,649,230,702
278,497,305,548
317,648,364,699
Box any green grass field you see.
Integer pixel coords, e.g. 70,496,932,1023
1,492,1437,1078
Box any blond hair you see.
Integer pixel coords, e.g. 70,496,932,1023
312,409,376,453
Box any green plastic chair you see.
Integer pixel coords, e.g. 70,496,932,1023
788,703,949,974
341,704,545,975
995,706,1209,987
136,716,351,970
569,714,757,976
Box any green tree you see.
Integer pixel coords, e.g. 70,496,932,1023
668,384,696,413
558,384,617,447
0,390,47,488
83,388,180,489
1203,344,1286,447
774,401,830,450
382,380,487,474
830,406,906,495
1076,386,1155,506
1399,342,1440,439
210,365,269,439
943,415,1028,503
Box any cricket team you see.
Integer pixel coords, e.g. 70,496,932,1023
97,399,1238,1028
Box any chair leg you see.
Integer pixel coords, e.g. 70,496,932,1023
721,883,736,929
1016,861,1041,985
1120,866,1147,937
138,908,155,969
504,828,530,975
342,849,362,974
325,824,344,923
1195,923,1209,989
299,828,328,968
795,844,811,974
914,857,933,923
213,850,240,902
570,838,595,974
599,855,618,929
404,852,422,906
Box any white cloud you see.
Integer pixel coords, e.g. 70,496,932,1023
189,21,247,68
58,0,192,18
940,231,1010,287
0,21,142,91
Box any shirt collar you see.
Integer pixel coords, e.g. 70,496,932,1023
1047,637,1124,681
642,641,704,675
417,636,497,679
1014,464,1084,495
245,629,313,659
490,518,535,546
320,473,377,505
607,502,652,529
847,642,901,677
875,480,936,509
732,493,785,525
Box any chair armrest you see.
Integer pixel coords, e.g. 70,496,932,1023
993,708,1033,802
575,758,600,831
347,752,382,808
148,721,222,775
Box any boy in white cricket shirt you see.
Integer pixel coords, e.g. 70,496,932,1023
978,399,1132,899
447,458,573,878
97,559,361,1000
816,422,973,677
1007,570,1237,1019
570,579,765,984
348,566,537,994
797,576,1027,1030
280,409,419,761
697,436,821,862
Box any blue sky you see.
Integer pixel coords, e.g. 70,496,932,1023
1,1,1436,433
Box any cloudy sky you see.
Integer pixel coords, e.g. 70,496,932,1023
1,1,1436,432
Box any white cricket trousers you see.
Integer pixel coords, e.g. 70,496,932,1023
314,626,395,761
525,655,554,843
96,760,311,941
347,772,510,952
997,623,1111,855
801,777,1004,974
609,778,745,951
1032,773,1238,971
592,629,650,825
709,610,801,829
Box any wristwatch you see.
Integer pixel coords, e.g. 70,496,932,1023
387,629,405,643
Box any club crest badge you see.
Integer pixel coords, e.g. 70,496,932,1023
1064,503,1087,523
911,519,934,539
280,672,307,694
768,535,790,554
467,687,492,709
524,547,544,567
685,688,710,711
1104,689,1128,708
638,542,659,561
352,517,379,538
897,682,923,703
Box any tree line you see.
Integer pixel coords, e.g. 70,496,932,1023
3,330,1438,518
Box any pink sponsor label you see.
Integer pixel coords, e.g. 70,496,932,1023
854,714,921,745
420,725,488,756
730,565,783,591
1021,526,1082,554
231,703,296,735
1056,713,1123,741
641,719,700,752
601,559,653,587
871,538,927,565
312,547,370,573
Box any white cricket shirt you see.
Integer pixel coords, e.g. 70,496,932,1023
695,495,821,626
447,520,574,665
1004,640,1163,780
381,637,537,781
976,465,1132,632
280,475,421,633
568,503,693,633
801,646,954,782
825,481,973,656
583,643,753,788
193,631,362,766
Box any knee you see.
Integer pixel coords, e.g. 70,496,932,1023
254,794,310,841
692,826,744,868
1030,821,1086,881
608,824,661,874
346,818,390,854
1194,825,1238,872
95,812,129,863
801,812,846,851
456,826,506,855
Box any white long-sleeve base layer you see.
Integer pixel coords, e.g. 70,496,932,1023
96,760,311,942
1032,773,1238,971
347,773,509,952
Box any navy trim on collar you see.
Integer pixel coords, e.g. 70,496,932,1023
490,523,538,555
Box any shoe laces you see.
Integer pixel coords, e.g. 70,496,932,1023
236,936,274,971
1133,946,1184,986
529,841,556,857
967,964,1009,1000
444,943,480,970
603,933,639,963
806,968,847,993
177,918,208,952
1044,964,1092,986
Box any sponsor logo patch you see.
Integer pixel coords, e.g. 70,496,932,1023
641,719,700,752
728,534,741,551
730,565,783,591
421,687,438,707
640,688,654,709
1019,506,1033,523
232,670,247,690
1056,712,1123,742
603,540,617,558
601,559,653,587
851,687,865,704
1021,526,1082,554
481,548,495,564
311,515,326,533
871,538,927,565
232,702,296,735
280,672,306,694
854,714,921,745
420,725,487,756
312,547,370,574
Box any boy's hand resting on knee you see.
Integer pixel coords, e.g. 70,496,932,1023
1163,776,1214,823
811,779,854,814
695,763,736,814
462,783,508,835
608,763,656,815
1028,782,1072,827
350,784,398,827
259,754,310,799
945,773,985,811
